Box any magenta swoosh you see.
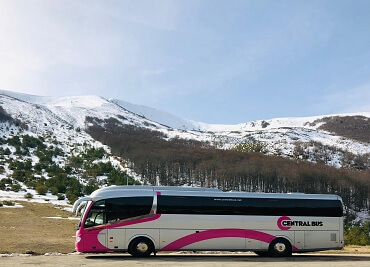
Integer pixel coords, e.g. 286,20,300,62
79,193,163,252
162,229,299,252
104,213,161,229
80,214,161,252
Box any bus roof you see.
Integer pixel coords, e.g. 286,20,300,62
88,185,341,202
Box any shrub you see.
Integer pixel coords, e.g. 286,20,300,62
24,192,33,199
10,183,22,192
57,193,65,200
66,191,78,204
49,187,59,195
107,168,140,186
7,136,22,147
83,180,99,195
68,156,84,169
2,178,13,184
12,170,27,182
2,200,15,206
345,222,370,245
84,147,105,161
233,142,268,154
25,180,37,189
22,135,45,149
4,148,11,155
35,184,47,195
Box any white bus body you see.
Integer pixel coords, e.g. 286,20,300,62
73,186,344,257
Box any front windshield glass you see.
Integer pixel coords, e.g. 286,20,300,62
84,200,106,228
76,201,90,230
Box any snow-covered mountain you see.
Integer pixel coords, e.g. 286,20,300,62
1,89,369,221
1,89,369,168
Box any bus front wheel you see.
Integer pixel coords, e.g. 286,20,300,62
268,238,292,257
129,237,154,257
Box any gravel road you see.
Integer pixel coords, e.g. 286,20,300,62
1,253,370,267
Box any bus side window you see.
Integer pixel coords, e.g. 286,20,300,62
84,200,106,228
106,197,153,222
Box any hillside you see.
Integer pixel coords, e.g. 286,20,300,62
1,89,368,167
0,90,369,222
315,116,370,143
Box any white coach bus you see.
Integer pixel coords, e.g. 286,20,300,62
72,186,344,257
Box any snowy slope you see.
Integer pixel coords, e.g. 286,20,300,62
0,90,169,131
195,113,370,132
111,99,197,130
0,89,369,166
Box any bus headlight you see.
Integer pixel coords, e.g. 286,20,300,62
76,236,81,243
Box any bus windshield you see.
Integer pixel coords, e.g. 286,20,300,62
76,201,89,230
84,200,106,228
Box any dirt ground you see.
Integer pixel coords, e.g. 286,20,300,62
1,253,370,267
0,201,77,254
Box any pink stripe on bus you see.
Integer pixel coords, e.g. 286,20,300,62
161,229,299,252
95,213,162,231
79,214,162,252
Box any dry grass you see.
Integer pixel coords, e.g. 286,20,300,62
0,201,77,254
317,245,370,254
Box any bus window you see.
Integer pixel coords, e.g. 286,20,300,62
84,200,106,228
106,197,153,222
157,196,343,217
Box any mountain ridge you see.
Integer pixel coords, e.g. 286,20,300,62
2,89,369,133
0,89,369,166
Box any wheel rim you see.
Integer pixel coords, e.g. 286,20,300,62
274,242,286,253
136,242,149,253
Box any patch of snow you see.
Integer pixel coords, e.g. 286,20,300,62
42,216,79,220
0,253,32,257
44,252,63,256
0,190,70,207
353,210,370,223
0,202,23,208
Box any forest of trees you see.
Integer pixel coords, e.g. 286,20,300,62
87,117,370,219
0,134,138,204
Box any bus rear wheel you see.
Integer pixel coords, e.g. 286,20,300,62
268,238,292,257
129,237,154,257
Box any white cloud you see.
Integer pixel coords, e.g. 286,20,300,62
0,0,178,96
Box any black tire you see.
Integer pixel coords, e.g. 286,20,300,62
268,238,292,257
255,251,269,257
129,237,154,257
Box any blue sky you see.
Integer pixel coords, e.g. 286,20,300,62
0,0,369,124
